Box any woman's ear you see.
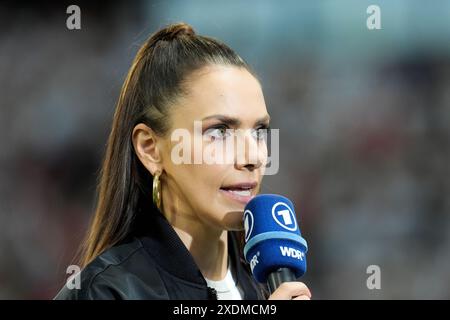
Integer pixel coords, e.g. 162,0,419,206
132,123,163,175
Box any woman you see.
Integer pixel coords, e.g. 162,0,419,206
55,22,311,300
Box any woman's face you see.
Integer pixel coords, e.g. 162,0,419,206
158,65,270,231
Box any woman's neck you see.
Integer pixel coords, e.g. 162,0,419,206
164,209,228,281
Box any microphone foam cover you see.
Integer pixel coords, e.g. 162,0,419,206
243,194,308,283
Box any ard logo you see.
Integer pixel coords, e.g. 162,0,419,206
243,210,254,242
271,202,298,231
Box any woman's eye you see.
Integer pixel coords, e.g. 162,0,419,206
204,126,231,139
253,127,269,141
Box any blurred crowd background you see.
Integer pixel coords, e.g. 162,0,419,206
0,0,449,299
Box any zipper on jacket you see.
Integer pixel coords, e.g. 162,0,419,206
207,287,218,300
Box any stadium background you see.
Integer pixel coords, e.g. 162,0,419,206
0,0,449,299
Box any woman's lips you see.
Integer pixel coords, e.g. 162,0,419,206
219,188,255,205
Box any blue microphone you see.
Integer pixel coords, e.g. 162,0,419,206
243,194,308,294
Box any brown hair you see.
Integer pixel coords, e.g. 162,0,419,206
80,22,256,267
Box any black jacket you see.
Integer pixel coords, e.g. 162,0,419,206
54,210,268,300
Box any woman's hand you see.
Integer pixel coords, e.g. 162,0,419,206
268,282,312,300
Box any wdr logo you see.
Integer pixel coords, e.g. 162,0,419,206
249,252,260,272
279,246,305,260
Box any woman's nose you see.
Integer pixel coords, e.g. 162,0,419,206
234,129,265,171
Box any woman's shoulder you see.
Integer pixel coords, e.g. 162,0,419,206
54,237,168,300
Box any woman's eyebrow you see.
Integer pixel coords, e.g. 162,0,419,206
201,114,270,126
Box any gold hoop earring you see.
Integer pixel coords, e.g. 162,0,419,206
152,170,162,211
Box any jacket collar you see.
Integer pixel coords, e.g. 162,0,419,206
138,209,263,299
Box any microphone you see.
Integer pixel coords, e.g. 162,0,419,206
243,194,308,294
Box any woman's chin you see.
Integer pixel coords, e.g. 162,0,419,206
221,209,245,231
